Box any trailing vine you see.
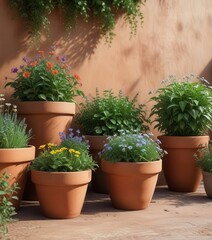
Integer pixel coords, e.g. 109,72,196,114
9,0,146,44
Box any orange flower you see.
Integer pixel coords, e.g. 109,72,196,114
38,51,44,57
52,69,59,75
46,61,53,70
74,74,80,81
23,71,31,78
62,64,68,69
30,61,37,67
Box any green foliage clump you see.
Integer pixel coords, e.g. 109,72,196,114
5,51,84,102
75,89,149,136
101,131,165,162
30,129,97,172
150,74,212,136
9,0,146,44
0,173,18,237
0,95,31,148
196,146,212,173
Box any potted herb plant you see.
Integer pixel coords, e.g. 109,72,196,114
30,129,97,219
150,74,212,192
0,95,35,209
100,131,164,210
75,89,149,193
196,143,212,198
5,50,84,200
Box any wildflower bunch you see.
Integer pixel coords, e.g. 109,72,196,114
101,131,165,163
5,50,84,102
30,130,97,172
0,94,31,148
150,74,212,136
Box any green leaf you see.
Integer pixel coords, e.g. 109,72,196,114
179,101,187,112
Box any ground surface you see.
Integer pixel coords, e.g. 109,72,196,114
7,183,212,240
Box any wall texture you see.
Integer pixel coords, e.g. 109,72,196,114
0,0,212,136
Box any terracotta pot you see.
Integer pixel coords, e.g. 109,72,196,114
202,171,212,198
101,159,162,210
16,101,76,154
0,146,35,210
31,170,91,219
16,101,75,200
158,135,209,192
85,135,108,194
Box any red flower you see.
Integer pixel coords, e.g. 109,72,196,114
74,74,81,81
52,69,59,75
23,71,31,78
38,51,44,58
46,61,53,70
49,51,54,56
30,61,37,67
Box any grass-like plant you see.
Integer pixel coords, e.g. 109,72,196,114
75,89,149,136
150,74,212,136
0,95,31,148
101,131,165,162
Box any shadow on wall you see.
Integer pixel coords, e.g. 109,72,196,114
200,59,212,140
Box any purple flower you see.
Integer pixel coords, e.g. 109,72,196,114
22,56,27,62
59,132,66,140
20,65,24,69
61,56,66,62
11,67,18,73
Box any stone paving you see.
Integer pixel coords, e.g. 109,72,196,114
7,183,212,240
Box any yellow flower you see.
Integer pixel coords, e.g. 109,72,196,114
39,144,46,150
69,149,75,153
47,143,57,148
60,147,67,151
75,151,80,155
50,150,56,155
74,154,79,158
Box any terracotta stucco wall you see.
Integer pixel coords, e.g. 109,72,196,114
0,0,212,136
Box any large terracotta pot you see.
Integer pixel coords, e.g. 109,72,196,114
0,146,35,210
16,101,76,153
101,159,162,210
85,135,108,194
202,171,212,198
17,101,75,200
31,170,91,219
158,135,209,192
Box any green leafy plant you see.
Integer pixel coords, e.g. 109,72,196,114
75,89,149,136
30,129,97,172
101,130,165,162
195,145,212,173
150,74,212,136
9,0,146,44
5,50,84,102
0,95,31,148
0,173,18,237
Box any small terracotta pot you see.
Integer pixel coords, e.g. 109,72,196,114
0,145,35,210
17,101,75,200
31,170,91,219
202,171,212,198
86,135,108,194
158,135,209,192
101,159,162,210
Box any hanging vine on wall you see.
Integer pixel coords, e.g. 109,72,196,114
9,0,146,44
